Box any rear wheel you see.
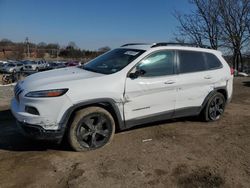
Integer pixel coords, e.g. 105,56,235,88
202,92,226,121
68,107,115,151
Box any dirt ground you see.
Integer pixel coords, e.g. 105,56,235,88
0,77,249,188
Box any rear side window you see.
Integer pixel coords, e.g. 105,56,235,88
204,53,222,69
178,51,206,73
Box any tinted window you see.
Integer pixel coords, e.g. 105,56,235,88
178,51,206,73
138,51,175,77
204,53,222,69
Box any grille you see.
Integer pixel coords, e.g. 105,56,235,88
14,83,24,102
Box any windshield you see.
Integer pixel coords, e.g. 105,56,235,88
83,48,145,74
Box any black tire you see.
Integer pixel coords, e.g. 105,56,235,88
35,67,39,72
202,92,226,122
68,107,115,152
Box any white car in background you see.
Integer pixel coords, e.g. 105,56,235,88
11,43,233,151
2,62,24,73
23,60,46,72
0,60,9,64
0,60,12,72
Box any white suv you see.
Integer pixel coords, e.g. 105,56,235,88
23,60,46,72
11,43,233,151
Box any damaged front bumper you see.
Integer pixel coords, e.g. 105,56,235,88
11,98,66,142
17,121,65,141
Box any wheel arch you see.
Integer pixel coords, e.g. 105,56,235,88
201,87,228,112
216,88,227,101
59,98,125,132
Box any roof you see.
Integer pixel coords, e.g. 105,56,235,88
120,43,220,54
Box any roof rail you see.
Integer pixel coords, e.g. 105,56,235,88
151,42,212,49
121,43,151,47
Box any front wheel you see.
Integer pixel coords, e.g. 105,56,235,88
68,107,115,151
202,92,226,121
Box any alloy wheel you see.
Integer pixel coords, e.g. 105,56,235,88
76,113,112,148
208,96,225,120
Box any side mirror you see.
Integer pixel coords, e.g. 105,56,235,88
129,69,146,79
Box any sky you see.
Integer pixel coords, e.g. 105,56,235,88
0,0,193,50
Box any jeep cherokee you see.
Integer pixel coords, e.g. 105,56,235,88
11,43,233,151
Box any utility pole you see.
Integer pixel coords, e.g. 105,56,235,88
25,37,30,58
56,48,59,62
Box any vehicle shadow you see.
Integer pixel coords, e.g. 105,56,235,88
242,81,250,87
0,109,201,152
0,109,71,152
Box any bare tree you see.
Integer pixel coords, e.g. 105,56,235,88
98,46,111,53
38,42,47,47
36,49,45,58
10,44,24,60
175,12,204,46
68,41,79,49
175,0,221,49
175,0,250,71
218,0,250,70
192,0,221,49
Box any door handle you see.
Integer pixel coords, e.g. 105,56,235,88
164,80,175,84
204,75,212,79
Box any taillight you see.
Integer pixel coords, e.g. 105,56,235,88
230,68,234,75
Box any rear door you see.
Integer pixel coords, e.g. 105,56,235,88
174,50,214,116
124,50,178,123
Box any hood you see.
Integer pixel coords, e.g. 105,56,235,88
20,67,104,91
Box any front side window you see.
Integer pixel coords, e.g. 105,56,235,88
137,50,175,77
83,48,145,74
178,51,206,73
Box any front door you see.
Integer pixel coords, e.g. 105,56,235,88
124,50,177,124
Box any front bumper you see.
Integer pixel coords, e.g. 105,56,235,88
17,121,65,141
11,97,70,142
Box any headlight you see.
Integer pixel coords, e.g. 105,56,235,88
25,89,68,98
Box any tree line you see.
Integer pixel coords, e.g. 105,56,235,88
175,0,250,71
0,39,110,60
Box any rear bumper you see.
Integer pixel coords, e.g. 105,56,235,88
227,95,232,104
17,121,65,142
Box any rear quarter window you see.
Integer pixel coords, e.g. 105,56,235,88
204,53,222,69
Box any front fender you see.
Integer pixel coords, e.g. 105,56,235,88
58,98,125,130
